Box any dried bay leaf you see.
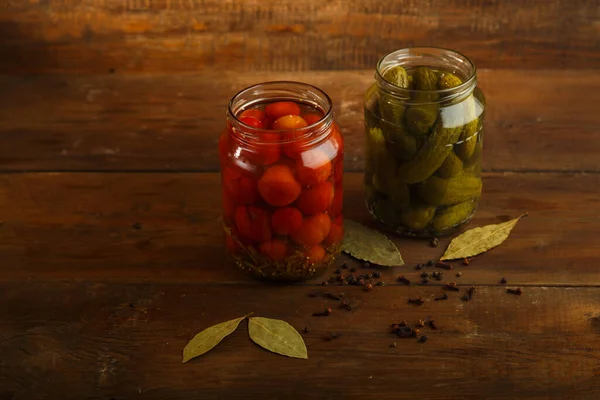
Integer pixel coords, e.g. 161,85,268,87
440,213,527,261
182,315,247,363
248,317,308,359
342,219,404,267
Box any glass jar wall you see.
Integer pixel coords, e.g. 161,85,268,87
364,47,486,237
219,81,344,281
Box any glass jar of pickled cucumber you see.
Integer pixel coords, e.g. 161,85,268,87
219,81,344,281
364,47,485,237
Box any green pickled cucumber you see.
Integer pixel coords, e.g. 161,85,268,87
437,151,464,178
438,72,463,90
365,127,386,167
380,119,419,161
431,200,477,232
418,173,482,206
405,67,439,135
405,106,438,135
455,95,480,161
414,67,438,91
379,66,410,126
396,120,463,184
383,66,409,88
400,205,436,230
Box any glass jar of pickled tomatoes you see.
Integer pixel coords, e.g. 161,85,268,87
219,81,344,282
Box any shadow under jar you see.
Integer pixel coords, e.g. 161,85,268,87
219,81,344,282
364,47,486,237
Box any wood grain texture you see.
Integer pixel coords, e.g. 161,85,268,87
1,281,600,399
1,70,599,172
1,0,598,74
1,172,599,285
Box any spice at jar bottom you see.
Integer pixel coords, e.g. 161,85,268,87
364,47,486,238
220,82,344,282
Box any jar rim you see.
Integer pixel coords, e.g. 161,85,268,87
375,47,477,100
227,81,334,145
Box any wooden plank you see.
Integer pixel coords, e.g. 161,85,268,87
1,70,599,172
1,0,598,74
1,172,599,285
1,281,599,399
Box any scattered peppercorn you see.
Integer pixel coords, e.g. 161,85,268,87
363,261,371,269
365,283,373,292
462,258,470,266
408,297,425,306
357,279,366,286
313,308,332,316
430,237,439,247
500,277,507,284
415,264,423,270
507,287,523,295
417,319,425,328
421,277,430,284
444,282,459,291
321,281,329,286
420,272,429,278
434,293,448,301
456,272,463,278
427,260,434,267
397,275,411,285
303,327,310,333
436,261,453,270
373,271,381,279
419,335,428,343
399,321,408,327
376,281,385,286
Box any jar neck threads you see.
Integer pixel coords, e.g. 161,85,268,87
375,47,477,104
226,81,334,147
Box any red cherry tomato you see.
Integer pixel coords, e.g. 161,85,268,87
271,206,303,235
290,213,331,246
296,149,332,186
303,114,323,125
259,238,289,261
296,181,334,216
272,115,308,131
239,116,264,128
305,245,326,263
265,101,301,119
323,218,343,247
240,108,266,122
222,165,259,205
257,164,302,207
235,205,272,243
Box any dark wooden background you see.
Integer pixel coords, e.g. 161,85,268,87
1,1,600,399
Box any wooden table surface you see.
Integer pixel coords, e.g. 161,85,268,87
1,1,600,399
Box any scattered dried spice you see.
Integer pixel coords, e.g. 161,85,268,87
444,282,459,291
500,277,507,284
408,297,425,306
419,335,428,343
416,319,425,328
390,342,397,348
434,293,448,301
321,281,329,286
421,277,430,285
397,275,411,285
430,237,439,248
428,320,438,330
376,281,385,286
392,324,419,338
303,327,310,334
313,308,332,316
456,272,463,278
325,292,343,301
427,260,434,267
365,283,374,292
436,261,453,270
440,214,528,260
462,258,470,266
507,288,523,295
325,332,342,341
